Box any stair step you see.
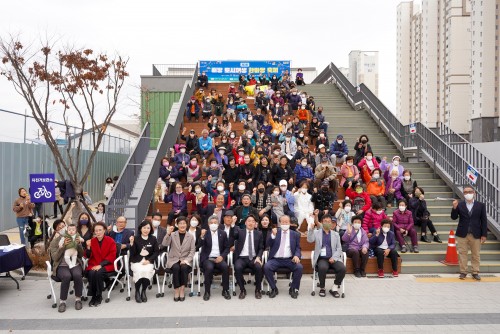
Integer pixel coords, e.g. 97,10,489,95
401,261,500,274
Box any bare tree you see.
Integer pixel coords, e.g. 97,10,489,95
0,36,129,215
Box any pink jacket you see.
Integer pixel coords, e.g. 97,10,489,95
340,164,360,187
392,209,414,231
362,209,388,233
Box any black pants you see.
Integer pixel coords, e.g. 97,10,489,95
370,195,387,209
375,248,398,271
29,235,43,248
171,262,191,288
346,249,369,271
56,265,83,300
202,259,229,294
167,210,188,225
87,268,109,298
417,218,436,234
53,200,63,217
234,257,263,291
317,258,346,288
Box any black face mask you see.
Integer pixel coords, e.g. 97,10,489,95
263,140,269,144
361,139,368,144
258,188,265,193
322,187,329,192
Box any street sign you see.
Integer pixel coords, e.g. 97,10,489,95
409,123,417,134
466,165,479,185
29,173,56,203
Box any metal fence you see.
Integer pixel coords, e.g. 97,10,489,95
313,62,500,238
152,64,196,76
0,108,131,154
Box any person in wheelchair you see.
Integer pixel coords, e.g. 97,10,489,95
49,219,84,313
307,211,346,298
85,222,117,307
200,215,231,301
233,215,264,300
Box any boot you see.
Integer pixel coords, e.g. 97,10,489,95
420,235,430,243
141,279,149,302
134,281,142,303
433,234,442,243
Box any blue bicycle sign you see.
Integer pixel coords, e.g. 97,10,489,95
29,173,56,203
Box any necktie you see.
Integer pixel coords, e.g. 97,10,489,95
248,231,253,259
278,231,287,257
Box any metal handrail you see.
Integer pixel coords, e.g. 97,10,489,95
313,62,500,238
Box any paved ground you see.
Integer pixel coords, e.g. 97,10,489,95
1,271,500,333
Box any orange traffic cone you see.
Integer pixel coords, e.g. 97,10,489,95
440,230,459,265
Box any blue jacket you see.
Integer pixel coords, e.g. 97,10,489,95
198,137,212,151
329,141,349,156
281,190,295,213
369,231,396,250
294,165,314,181
173,152,190,165
267,228,301,259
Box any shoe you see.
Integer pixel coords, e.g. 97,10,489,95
255,290,262,299
472,274,481,281
459,273,467,280
58,302,66,313
239,290,246,300
378,269,384,278
329,289,340,298
433,235,442,243
392,271,399,277
174,297,180,302
141,290,148,303
135,290,142,303
94,296,102,306
401,246,407,253
413,246,419,253
360,270,367,277
179,296,185,302
319,288,326,297
290,289,299,299
354,270,361,278
222,290,231,300
88,298,96,307
203,292,210,301
75,300,82,310
269,288,278,298
421,235,430,243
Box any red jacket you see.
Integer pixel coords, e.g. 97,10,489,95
362,208,388,233
86,236,116,272
345,188,372,213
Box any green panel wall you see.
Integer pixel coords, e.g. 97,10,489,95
141,91,181,148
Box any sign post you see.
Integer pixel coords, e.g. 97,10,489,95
30,173,56,249
409,123,417,134
466,165,479,185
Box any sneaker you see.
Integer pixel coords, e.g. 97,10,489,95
472,274,481,281
413,246,419,253
401,246,407,253
377,269,384,278
392,271,399,277
459,273,467,280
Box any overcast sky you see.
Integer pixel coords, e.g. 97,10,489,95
1,0,406,141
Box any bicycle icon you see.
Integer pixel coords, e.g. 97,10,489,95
34,185,52,199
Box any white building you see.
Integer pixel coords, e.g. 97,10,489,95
338,67,350,80
348,51,379,96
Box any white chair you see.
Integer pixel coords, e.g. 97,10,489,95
262,250,293,294
160,249,198,297
45,258,88,308
230,251,263,294
104,253,129,303
195,248,235,297
310,250,346,298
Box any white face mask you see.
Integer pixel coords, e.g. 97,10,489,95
382,227,390,233
209,223,219,232
392,175,398,180
238,184,246,191
399,206,406,212
230,134,235,139
376,210,383,215
195,188,201,194
301,162,307,167
366,156,372,161
353,223,361,230
347,162,353,167
190,220,199,228
152,220,161,228
273,191,280,196
280,186,287,191
300,188,307,194
238,151,244,157
217,185,224,192
319,134,325,138
373,173,380,179
464,193,474,201
180,149,186,153
286,138,291,142
404,175,411,181
281,224,290,231
344,206,351,213
337,140,343,144
274,150,280,155
219,150,225,155
393,160,400,166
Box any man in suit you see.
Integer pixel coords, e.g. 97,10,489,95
201,194,226,228
263,215,303,299
151,213,167,251
200,215,231,301
108,216,134,255
220,210,236,249
451,186,487,280
233,215,264,299
307,211,346,298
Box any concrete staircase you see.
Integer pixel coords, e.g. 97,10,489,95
305,83,500,274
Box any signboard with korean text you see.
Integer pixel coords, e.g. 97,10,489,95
199,60,291,82
29,173,56,203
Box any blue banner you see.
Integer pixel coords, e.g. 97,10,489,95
199,60,291,82
29,173,56,203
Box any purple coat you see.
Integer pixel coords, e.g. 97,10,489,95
385,176,403,199
342,228,369,251
164,192,187,212
380,160,405,182
392,209,414,231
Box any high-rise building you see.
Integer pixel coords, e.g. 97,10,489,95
348,50,379,96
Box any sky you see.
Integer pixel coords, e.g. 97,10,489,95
0,0,405,141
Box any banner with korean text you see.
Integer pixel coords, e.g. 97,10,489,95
199,60,291,82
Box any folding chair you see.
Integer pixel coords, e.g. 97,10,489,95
262,251,293,295
45,256,88,308
104,251,130,303
195,248,234,296
160,249,198,297
310,251,346,298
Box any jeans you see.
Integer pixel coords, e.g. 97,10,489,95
16,217,29,245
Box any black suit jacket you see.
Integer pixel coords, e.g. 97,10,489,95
233,228,264,261
200,204,225,229
451,201,487,239
219,225,235,249
200,229,230,264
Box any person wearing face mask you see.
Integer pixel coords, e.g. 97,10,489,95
103,177,114,201
268,114,284,143
287,89,302,112
203,158,222,189
293,180,315,231
264,215,303,299
307,212,346,297
369,219,399,278
232,146,246,165
251,181,272,216
272,156,294,189
202,97,213,121
308,116,321,145
353,135,371,166
212,145,228,167
294,157,314,187
186,183,208,214
315,130,329,151
212,93,225,116
187,214,203,251
312,180,337,220
392,199,418,253
385,169,403,207
380,155,405,182
230,179,250,207
345,183,372,216
237,154,255,186
358,151,380,182
335,200,354,239
329,134,349,165
362,203,388,237
159,157,172,193
342,215,369,277
228,131,239,150
198,129,213,160
280,133,297,161
220,157,240,188
151,213,167,251
409,187,442,244
297,105,309,125
173,144,190,180
186,157,202,184
314,156,338,193
186,96,201,121
180,127,200,156
400,170,418,201
340,156,360,190
164,183,188,225
200,215,231,301
363,167,387,209
294,145,316,171
76,212,93,251
451,186,487,280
